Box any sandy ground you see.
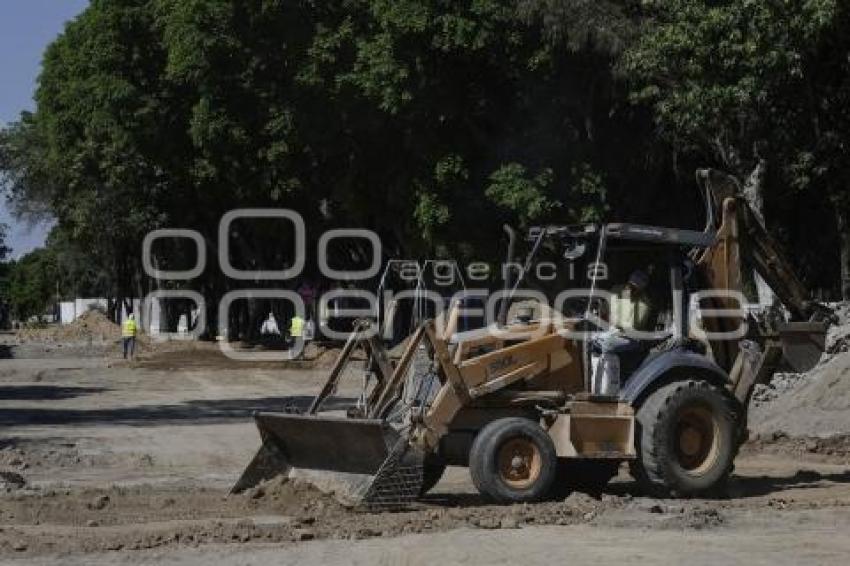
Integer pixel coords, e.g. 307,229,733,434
2,338,850,565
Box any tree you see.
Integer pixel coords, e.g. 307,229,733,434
8,0,842,335
625,0,850,298
7,248,57,322
0,223,9,261
0,225,109,325
2,0,662,333
0,225,10,328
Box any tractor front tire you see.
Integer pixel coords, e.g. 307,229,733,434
469,418,557,504
633,379,742,497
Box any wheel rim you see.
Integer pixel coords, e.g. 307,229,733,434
674,405,720,475
496,436,542,489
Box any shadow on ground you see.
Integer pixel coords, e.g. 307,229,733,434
0,395,356,427
0,385,107,401
598,468,850,501
726,469,850,497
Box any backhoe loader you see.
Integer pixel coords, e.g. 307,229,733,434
233,169,831,508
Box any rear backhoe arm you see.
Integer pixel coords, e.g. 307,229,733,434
738,202,828,321
697,169,831,401
699,168,830,323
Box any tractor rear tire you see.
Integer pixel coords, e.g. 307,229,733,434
469,418,557,503
633,379,741,497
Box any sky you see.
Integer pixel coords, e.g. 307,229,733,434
1,0,90,259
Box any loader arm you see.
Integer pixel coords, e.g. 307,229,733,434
413,322,578,450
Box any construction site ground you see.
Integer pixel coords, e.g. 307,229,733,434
2,335,850,565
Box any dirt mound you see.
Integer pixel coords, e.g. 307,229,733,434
751,372,808,407
749,348,850,438
244,475,349,514
18,310,122,344
747,304,850,439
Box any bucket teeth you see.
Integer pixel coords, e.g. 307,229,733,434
359,437,425,511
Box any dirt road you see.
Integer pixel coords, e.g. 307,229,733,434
2,341,849,564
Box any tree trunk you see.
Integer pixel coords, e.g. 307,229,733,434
837,208,850,300
743,158,766,225
743,158,774,306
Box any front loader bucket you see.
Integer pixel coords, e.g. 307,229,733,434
232,412,425,509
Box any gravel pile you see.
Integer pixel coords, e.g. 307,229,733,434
751,373,807,407
748,302,850,438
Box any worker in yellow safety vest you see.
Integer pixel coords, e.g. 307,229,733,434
289,315,304,338
122,313,138,360
288,314,304,359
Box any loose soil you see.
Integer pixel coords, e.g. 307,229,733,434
2,333,850,564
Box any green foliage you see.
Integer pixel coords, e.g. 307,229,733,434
624,0,841,171
567,162,607,223
518,0,639,54
7,248,57,321
1,0,847,311
624,0,850,289
413,188,451,245
46,225,112,299
2,0,639,260
0,224,109,322
486,163,559,227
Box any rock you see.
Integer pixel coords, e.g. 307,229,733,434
12,541,27,552
249,486,266,499
649,504,664,514
499,517,519,529
294,528,315,541
86,520,100,527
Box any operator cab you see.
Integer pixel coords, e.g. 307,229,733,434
517,222,717,397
